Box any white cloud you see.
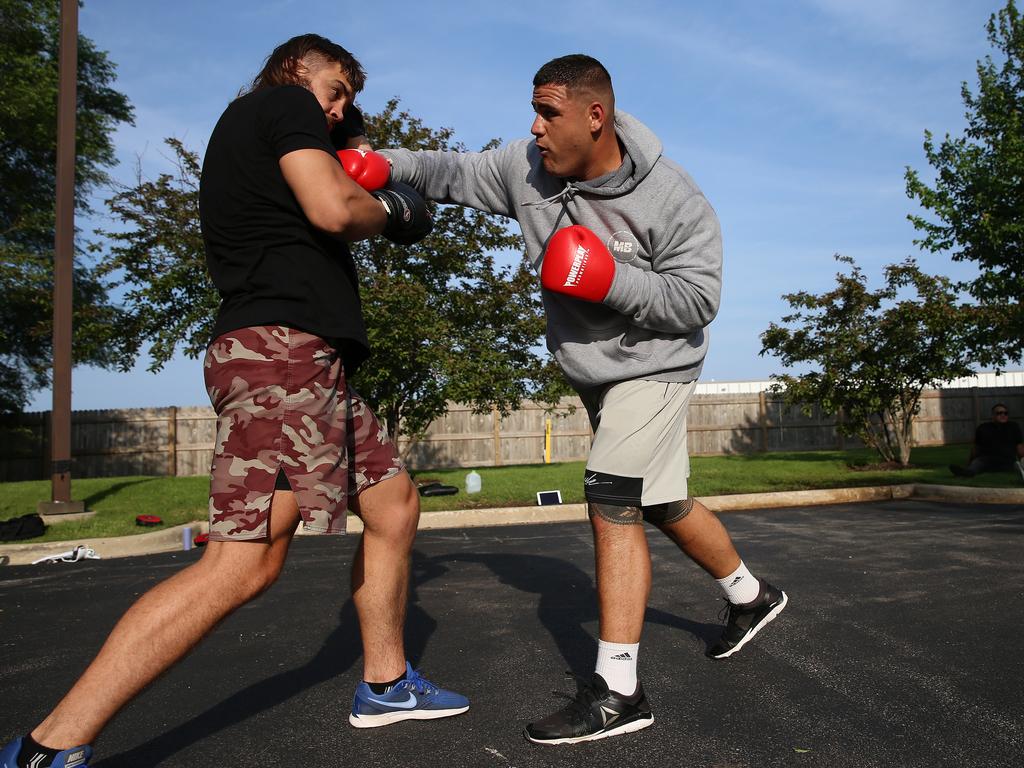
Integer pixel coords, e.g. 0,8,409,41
799,0,998,60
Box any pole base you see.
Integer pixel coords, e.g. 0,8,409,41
36,500,93,524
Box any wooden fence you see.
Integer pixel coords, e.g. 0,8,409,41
1,387,1020,481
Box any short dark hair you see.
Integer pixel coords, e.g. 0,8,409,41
992,403,1009,413
533,54,613,98
247,34,366,95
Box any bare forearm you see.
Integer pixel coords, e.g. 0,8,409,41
339,194,387,241
280,148,386,240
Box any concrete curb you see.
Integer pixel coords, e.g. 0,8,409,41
903,483,1024,504
344,503,590,534
0,522,208,566
699,484,913,511
2,483,1020,565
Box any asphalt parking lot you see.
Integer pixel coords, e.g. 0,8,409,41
1,498,1022,768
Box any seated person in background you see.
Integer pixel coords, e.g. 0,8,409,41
950,403,1024,480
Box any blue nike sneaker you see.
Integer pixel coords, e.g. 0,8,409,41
349,662,469,728
0,737,92,767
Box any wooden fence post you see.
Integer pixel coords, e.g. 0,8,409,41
758,391,768,452
492,405,502,466
168,406,178,477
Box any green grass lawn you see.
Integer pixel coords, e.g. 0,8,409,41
1,444,1019,543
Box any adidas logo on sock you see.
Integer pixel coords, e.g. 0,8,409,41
610,652,633,661
729,575,744,588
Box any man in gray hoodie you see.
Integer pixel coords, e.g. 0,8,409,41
381,54,787,745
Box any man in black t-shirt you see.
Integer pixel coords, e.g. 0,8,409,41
950,402,1024,480
2,35,464,768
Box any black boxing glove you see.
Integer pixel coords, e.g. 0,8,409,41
371,181,433,245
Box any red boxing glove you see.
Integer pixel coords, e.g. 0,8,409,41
540,225,615,302
337,148,391,191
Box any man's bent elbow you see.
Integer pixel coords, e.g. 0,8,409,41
670,300,719,333
697,301,720,327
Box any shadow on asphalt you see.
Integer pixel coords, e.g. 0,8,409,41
436,551,722,677
93,546,722,767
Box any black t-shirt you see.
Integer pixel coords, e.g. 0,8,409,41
975,420,1023,460
200,85,369,371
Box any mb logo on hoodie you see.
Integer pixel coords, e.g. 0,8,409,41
607,230,644,264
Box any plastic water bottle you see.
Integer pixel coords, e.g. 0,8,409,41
465,470,482,494
182,526,193,551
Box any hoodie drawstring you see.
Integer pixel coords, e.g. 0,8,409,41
523,183,578,210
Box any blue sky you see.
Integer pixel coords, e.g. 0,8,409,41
29,0,1013,411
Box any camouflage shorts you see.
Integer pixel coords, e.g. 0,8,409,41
203,326,404,541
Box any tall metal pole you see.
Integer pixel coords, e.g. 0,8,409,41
46,0,79,510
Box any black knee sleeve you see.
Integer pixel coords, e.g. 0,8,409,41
588,502,644,525
642,497,694,526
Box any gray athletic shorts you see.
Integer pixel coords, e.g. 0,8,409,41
579,379,696,507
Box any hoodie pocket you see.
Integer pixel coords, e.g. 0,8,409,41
617,324,671,361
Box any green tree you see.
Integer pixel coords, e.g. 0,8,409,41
95,139,214,368
100,99,571,455
905,0,1024,368
0,0,134,413
760,255,973,466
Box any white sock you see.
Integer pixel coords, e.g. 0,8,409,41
716,561,761,605
595,639,639,695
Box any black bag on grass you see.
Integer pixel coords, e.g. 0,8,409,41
417,482,459,497
0,513,46,542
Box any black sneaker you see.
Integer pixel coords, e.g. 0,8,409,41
707,579,788,659
949,464,973,477
524,673,654,745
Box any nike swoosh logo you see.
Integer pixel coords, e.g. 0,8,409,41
364,691,418,709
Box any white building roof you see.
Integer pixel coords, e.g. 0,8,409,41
695,370,1024,395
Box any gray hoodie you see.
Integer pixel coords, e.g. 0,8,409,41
381,111,722,390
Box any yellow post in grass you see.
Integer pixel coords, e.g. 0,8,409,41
544,418,552,464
